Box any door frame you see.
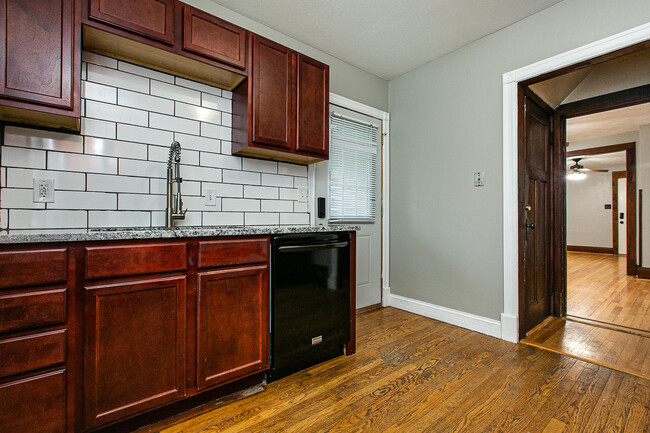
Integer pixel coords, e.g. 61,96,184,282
501,22,650,342
310,93,390,307
612,170,627,255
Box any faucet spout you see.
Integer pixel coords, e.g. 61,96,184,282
166,141,187,228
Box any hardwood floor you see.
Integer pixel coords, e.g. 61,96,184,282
567,251,650,331
144,308,649,433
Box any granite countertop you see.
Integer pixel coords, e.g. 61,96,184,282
0,225,360,244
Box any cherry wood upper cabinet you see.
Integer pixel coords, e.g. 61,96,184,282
0,0,81,131
296,54,329,156
252,35,294,150
88,0,174,44
84,276,186,428
182,4,246,70
197,265,269,390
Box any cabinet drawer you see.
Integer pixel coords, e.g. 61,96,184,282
85,243,187,279
88,0,175,44
0,249,67,289
198,238,268,269
0,330,66,378
0,369,66,433
182,4,246,69
0,289,66,334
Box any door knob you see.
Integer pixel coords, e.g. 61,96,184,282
525,205,532,211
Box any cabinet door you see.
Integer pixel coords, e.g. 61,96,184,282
182,4,246,69
88,0,174,44
252,35,294,150
84,276,186,428
197,265,269,390
296,54,329,156
0,369,66,433
0,0,75,109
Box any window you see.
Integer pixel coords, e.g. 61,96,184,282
328,113,379,223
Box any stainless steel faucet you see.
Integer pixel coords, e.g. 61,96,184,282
166,141,187,228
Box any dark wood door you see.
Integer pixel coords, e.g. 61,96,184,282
0,0,75,109
84,275,186,428
197,265,269,390
88,0,174,44
296,54,329,156
519,92,553,336
252,35,294,150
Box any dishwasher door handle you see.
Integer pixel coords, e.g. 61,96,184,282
277,241,349,252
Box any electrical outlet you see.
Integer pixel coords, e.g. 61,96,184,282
205,188,216,206
33,179,55,203
298,187,308,203
474,172,485,187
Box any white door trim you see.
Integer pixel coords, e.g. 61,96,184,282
327,93,390,305
501,22,650,343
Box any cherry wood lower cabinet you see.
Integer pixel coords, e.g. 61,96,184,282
197,265,269,390
83,275,186,428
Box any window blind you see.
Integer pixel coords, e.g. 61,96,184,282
328,113,379,223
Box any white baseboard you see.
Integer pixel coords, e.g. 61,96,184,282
500,313,519,343
384,290,502,339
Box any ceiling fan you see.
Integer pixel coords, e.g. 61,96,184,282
566,157,608,180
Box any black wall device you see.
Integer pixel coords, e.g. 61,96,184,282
318,197,326,218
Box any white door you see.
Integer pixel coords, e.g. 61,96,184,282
313,104,382,309
618,177,626,254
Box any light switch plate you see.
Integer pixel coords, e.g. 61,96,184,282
474,172,485,187
33,178,55,203
205,188,216,206
298,187,308,203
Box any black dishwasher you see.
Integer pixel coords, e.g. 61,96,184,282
268,232,351,382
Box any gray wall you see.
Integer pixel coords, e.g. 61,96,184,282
185,0,389,112
388,0,650,321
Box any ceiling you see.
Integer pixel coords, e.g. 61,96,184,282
210,0,563,80
566,151,626,171
566,102,650,142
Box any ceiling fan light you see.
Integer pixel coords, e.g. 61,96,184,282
567,171,587,181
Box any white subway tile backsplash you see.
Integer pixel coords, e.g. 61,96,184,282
1,147,46,169
49,152,117,174
9,209,87,229
82,81,117,104
261,200,293,212
48,191,116,210
151,80,200,105
1,189,45,209
200,153,241,170
244,185,278,200
262,173,293,188
118,193,165,211
118,159,166,178
118,89,174,115
150,113,200,135
280,213,309,225
82,51,117,68
175,102,221,125
6,168,85,190
222,198,260,212
87,64,149,93
86,100,148,126
87,174,149,193
243,158,277,174
223,170,260,185
89,211,151,228
202,93,232,113
278,162,308,177
82,118,116,139
176,77,222,96
5,126,84,153
117,123,173,147
118,61,174,83
203,212,243,226
85,136,147,160
1,58,310,232
201,123,231,140
246,212,279,226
